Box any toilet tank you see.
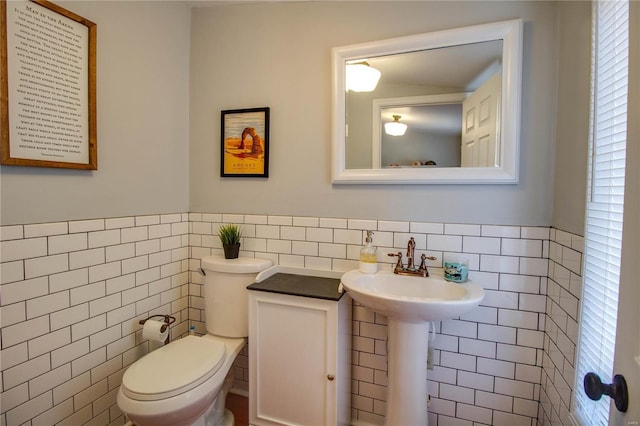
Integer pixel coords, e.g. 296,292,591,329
200,256,272,337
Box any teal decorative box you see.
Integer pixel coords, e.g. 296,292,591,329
444,262,468,283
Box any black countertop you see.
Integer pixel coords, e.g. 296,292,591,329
247,273,345,301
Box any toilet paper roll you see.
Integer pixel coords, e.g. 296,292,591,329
142,319,169,344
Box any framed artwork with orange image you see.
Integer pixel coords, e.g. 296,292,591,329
221,107,269,178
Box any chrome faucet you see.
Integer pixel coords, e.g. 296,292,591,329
388,237,437,277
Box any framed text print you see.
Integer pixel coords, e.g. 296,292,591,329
1,0,97,169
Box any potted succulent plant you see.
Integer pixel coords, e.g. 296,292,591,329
218,224,242,259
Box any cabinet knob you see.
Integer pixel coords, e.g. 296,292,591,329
327,374,335,381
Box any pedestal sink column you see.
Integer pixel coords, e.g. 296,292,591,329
386,319,430,426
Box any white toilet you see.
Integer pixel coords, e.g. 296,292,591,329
117,256,272,426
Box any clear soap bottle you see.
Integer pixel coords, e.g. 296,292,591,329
359,230,378,274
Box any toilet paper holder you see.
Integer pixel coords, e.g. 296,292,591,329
139,315,176,344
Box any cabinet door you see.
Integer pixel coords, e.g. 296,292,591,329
250,293,336,426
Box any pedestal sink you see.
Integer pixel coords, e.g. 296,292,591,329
340,269,484,426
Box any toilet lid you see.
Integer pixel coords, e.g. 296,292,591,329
121,335,226,401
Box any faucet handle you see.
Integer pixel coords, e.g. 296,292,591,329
387,251,404,271
417,254,438,276
417,254,427,271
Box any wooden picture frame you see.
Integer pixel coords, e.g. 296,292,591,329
1,0,97,169
221,107,269,178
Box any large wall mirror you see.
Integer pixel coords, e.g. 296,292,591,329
331,19,523,184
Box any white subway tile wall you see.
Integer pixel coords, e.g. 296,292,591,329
188,213,559,426
1,213,581,426
538,229,583,425
0,214,190,426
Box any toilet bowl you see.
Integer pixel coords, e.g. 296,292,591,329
117,256,272,426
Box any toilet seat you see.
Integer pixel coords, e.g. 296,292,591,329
121,335,226,401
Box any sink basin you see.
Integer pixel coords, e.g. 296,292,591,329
340,269,484,323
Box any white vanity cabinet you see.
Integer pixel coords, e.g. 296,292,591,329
247,271,351,426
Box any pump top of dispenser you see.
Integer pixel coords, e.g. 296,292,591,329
365,230,374,242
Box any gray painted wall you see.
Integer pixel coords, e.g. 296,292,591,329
0,1,591,233
0,1,191,225
189,1,560,226
551,1,591,236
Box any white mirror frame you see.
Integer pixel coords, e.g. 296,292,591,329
331,19,523,184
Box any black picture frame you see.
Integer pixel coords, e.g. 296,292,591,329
221,107,270,178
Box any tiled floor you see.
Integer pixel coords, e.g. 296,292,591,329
226,393,249,426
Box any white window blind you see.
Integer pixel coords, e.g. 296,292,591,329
573,0,629,425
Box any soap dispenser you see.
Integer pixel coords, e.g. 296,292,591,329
359,230,378,274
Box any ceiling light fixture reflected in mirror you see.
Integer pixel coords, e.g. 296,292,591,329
346,60,381,92
384,115,407,136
